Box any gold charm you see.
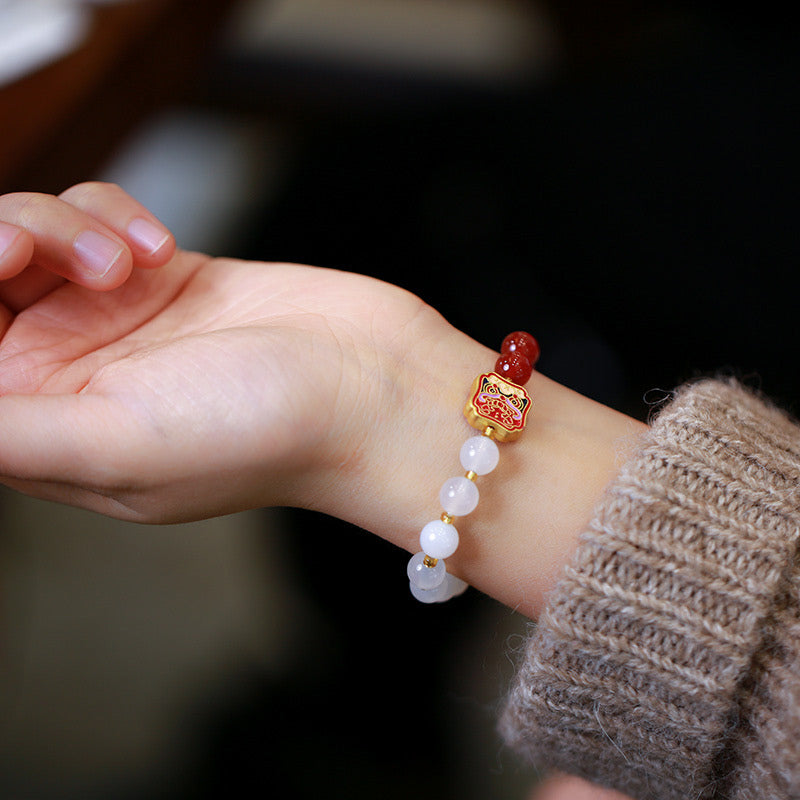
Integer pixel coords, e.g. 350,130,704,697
463,372,531,442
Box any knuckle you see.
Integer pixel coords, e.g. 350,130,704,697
59,180,124,207
6,192,52,228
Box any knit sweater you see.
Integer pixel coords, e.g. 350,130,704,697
500,379,800,800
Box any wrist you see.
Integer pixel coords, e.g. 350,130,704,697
304,303,647,618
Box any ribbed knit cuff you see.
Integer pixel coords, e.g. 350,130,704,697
500,379,800,800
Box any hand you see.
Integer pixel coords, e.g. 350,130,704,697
0,182,453,524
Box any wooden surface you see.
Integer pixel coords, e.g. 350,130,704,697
0,0,239,194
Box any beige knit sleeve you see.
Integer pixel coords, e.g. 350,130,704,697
500,379,800,800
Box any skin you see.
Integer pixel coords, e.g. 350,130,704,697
530,773,634,800
0,182,642,800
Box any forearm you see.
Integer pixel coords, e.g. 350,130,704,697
307,314,646,618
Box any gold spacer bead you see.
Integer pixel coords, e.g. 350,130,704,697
423,555,438,568
440,512,454,525
483,425,495,438
464,470,477,482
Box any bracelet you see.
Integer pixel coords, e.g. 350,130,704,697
407,331,540,603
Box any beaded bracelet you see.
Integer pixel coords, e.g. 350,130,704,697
407,331,540,603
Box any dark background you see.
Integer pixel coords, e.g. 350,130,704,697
209,4,800,414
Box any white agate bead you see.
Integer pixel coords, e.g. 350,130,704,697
407,551,446,590
440,573,469,600
420,519,459,560
409,579,450,604
439,476,479,517
460,435,499,475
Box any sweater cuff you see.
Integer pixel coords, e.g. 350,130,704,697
500,379,800,799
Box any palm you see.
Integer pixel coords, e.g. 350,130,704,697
0,252,427,521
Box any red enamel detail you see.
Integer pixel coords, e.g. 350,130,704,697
467,372,531,435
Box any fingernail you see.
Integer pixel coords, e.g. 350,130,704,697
127,217,170,256
74,230,124,277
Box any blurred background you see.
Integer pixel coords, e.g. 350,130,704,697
0,0,798,798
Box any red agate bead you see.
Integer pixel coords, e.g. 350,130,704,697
501,331,540,366
495,351,532,385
